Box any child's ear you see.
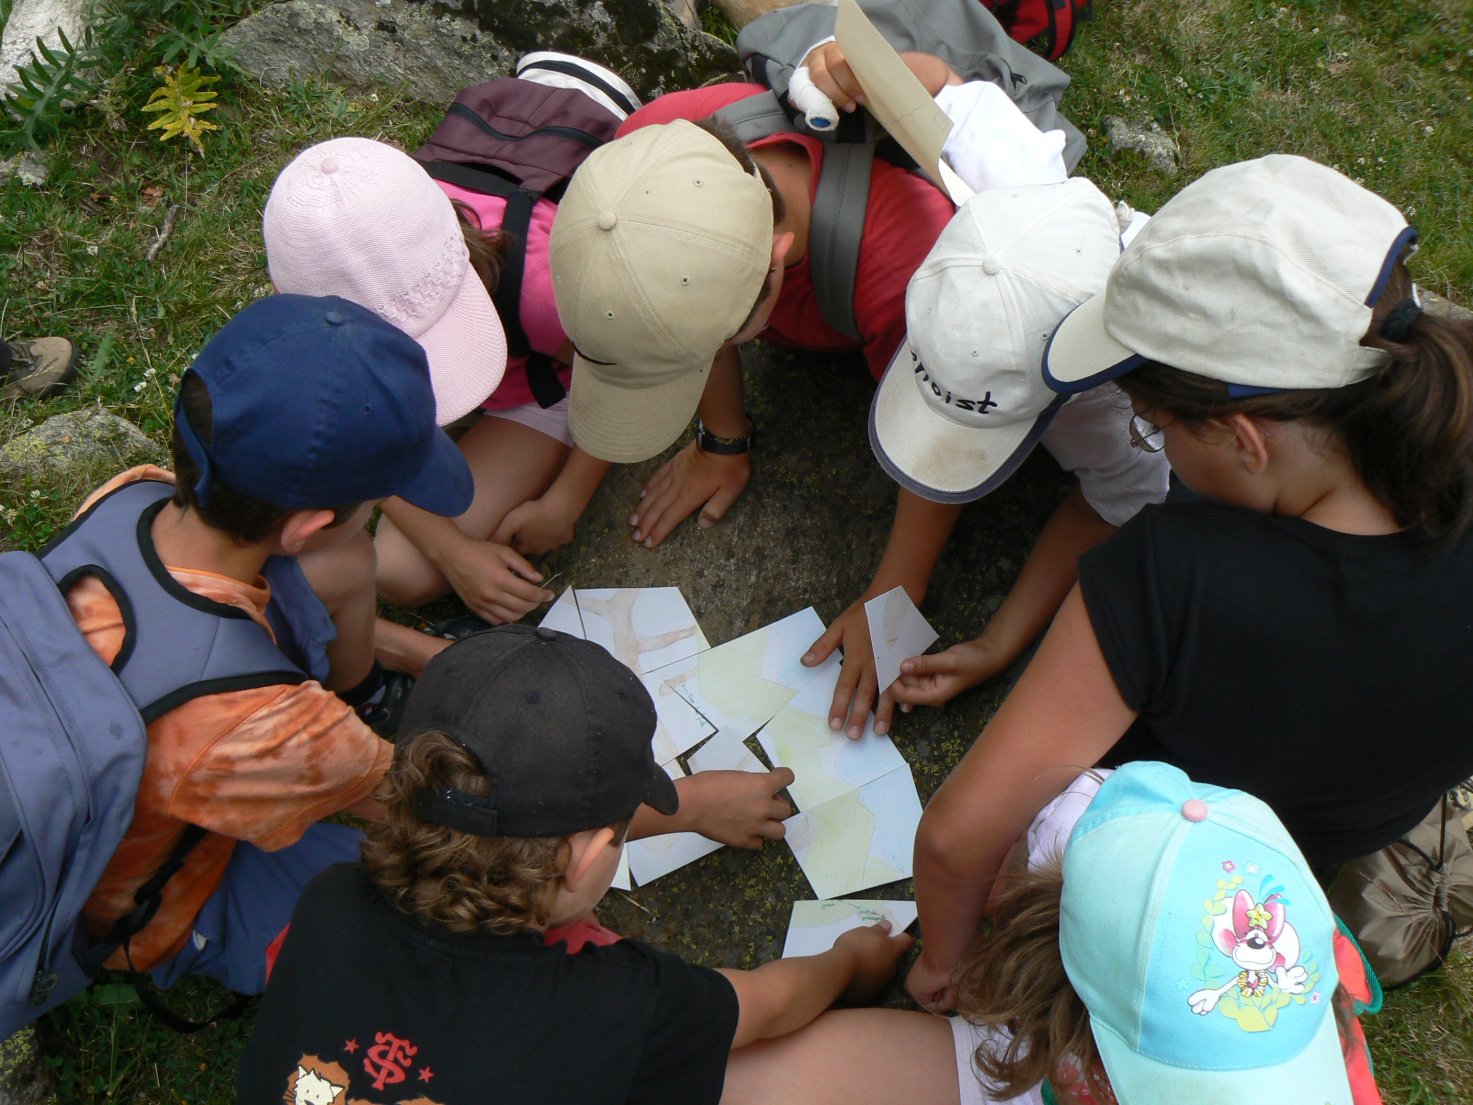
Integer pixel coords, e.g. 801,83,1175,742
562,826,619,893
772,230,796,268
277,508,340,554
1223,412,1272,475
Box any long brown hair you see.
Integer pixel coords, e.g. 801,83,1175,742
451,198,512,297
1119,260,1473,544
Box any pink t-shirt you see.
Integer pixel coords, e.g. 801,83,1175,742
618,84,957,381
436,180,573,411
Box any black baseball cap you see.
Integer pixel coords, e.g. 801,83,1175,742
397,626,677,838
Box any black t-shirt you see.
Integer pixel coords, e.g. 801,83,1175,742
1080,501,1473,869
236,864,739,1105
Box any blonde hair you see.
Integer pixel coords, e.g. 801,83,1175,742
360,732,569,934
954,858,1109,1101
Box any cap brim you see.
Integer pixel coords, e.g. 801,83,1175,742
869,338,1062,504
643,759,681,817
417,262,508,426
1041,292,1145,395
391,425,474,517
1091,993,1353,1105
568,354,710,463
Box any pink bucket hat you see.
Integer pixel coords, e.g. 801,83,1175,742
264,137,507,425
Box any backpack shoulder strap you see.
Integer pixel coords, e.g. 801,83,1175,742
41,480,306,721
709,91,872,343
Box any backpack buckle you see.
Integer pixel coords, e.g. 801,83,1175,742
29,968,58,1006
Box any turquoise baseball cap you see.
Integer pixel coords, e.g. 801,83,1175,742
1060,763,1352,1105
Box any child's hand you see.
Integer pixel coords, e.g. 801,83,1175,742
835,920,915,1004
904,950,960,1014
440,537,554,624
678,767,795,849
891,638,1005,708
631,440,750,549
802,40,865,113
492,495,578,556
802,600,898,738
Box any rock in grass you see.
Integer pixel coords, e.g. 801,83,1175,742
1104,115,1180,176
0,407,156,485
0,1024,58,1105
223,0,735,107
0,0,88,92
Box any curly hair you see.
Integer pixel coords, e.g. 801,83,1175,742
360,732,570,934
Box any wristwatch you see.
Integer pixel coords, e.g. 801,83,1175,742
695,417,755,455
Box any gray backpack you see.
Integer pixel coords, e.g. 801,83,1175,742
720,0,1086,341
0,479,305,1036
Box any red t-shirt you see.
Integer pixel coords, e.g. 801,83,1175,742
618,84,956,381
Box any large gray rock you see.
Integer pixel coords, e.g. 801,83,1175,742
1105,115,1181,176
0,0,88,92
0,406,157,486
224,0,737,106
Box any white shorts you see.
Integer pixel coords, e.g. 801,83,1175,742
950,1017,1046,1105
1040,382,1169,527
482,395,574,447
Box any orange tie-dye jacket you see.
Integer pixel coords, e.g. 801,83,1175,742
71,468,392,971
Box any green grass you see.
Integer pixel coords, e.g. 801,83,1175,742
3,0,1473,1101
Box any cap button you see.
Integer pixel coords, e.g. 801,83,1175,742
323,310,345,326
319,156,339,175
1182,798,1209,823
534,626,559,640
981,256,1002,276
597,210,618,231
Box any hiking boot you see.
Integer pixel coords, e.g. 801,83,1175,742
1,336,79,400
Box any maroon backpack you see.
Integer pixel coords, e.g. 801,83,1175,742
981,0,1091,61
413,63,637,407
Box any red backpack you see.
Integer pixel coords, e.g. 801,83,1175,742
982,0,1091,61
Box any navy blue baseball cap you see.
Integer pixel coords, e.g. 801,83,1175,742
174,294,473,516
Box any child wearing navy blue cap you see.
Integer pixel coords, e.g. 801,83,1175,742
68,294,473,996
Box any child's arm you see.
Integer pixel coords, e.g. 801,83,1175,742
378,497,553,623
718,921,913,1048
906,587,1135,1012
629,767,795,848
802,489,962,737
493,446,612,555
893,485,1116,707
630,344,751,548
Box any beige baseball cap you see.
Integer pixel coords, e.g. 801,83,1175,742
550,120,774,463
870,179,1122,502
1043,155,1415,397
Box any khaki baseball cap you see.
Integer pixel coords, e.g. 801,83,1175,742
1043,155,1415,397
550,120,774,463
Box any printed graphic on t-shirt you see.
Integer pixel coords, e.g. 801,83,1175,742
284,1040,444,1105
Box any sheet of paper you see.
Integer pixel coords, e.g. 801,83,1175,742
785,765,923,899
781,899,919,958
640,656,718,766
756,665,906,811
864,586,939,693
624,761,723,885
538,587,585,638
687,729,767,775
671,607,838,740
574,587,709,674
833,0,960,199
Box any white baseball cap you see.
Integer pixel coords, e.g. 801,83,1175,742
1043,155,1415,397
870,178,1122,502
550,120,774,463
264,137,508,426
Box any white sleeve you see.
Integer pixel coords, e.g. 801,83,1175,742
1040,384,1171,527
1026,769,1112,870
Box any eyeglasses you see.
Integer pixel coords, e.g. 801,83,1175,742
1128,413,1166,452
